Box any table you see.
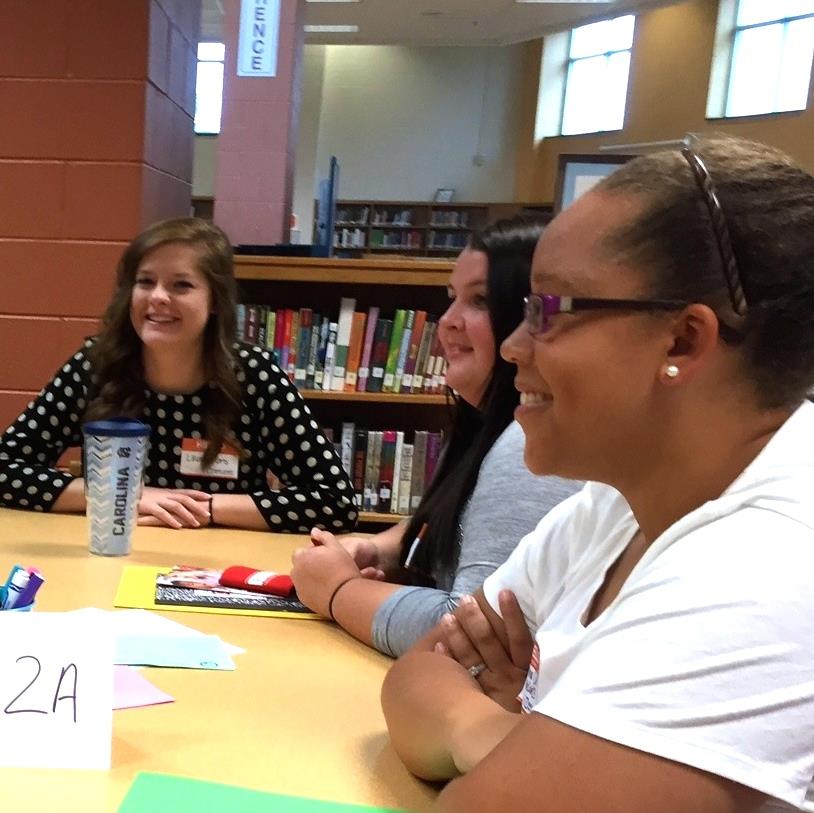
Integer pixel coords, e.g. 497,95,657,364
0,509,437,812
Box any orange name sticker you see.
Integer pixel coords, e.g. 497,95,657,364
179,438,239,479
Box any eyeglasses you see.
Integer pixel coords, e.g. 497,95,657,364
523,293,689,336
680,138,747,338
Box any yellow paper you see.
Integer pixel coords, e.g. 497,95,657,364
114,566,322,620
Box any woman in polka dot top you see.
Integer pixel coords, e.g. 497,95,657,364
0,218,357,534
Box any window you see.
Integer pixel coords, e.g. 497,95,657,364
726,0,814,117
195,42,225,135
560,15,635,136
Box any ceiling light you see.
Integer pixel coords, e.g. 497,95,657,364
304,24,360,32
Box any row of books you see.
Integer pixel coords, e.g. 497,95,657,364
333,424,444,515
371,209,414,226
369,229,423,249
334,227,367,248
430,210,472,227
336,205,370,225
428,230,470,250
236,299,449,394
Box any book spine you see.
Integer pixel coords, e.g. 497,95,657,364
294,308,312,385
423,327,443,393
410,431,428,511
411,320,435,393
331,296,356,391
279,309,292,373
393,310,415,394
366,431,383,511
287,309,300,381
382,309,406,392
390,431,404,513
274,308,286,362
322,322,339,391
236,304,246,341
356,306,379,392
314,318,330,389
340,421,355,478
344,311,367,392
265,309,277,353
304,314,321,389
352,429,368,508
425,431,443,485
398,442,414,515
257,305,267,347
401,310,426,391
245,305,259,344
378,430,397,510
367,318,392,393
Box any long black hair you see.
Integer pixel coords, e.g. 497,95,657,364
400,215,546,582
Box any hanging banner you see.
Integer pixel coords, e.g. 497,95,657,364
237,0,281,77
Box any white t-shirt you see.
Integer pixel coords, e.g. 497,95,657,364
484,401,814,812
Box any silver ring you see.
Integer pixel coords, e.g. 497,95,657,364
467,662,487,679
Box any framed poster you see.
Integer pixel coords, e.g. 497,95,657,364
553,154,634,213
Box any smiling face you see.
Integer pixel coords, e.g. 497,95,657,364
501,190,675,482
437,248,496,407
129,242,212,355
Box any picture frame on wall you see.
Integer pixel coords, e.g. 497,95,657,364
553,154,634,213
433,188,455,203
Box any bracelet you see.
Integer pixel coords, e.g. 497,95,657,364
327,576,358,622
208,496,215,526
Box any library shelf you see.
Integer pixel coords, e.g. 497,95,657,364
358,511,404,525
234,255,454,528
301,390,446,405
234,255,451,287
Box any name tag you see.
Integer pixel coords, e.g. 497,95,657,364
180,438,239,480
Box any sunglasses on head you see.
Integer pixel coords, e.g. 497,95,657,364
523,139,749,341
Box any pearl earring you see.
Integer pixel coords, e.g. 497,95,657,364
664,364,680,379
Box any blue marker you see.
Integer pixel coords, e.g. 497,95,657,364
3,566,29,610
0,564,23,606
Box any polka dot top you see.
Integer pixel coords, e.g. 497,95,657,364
0,340,358,533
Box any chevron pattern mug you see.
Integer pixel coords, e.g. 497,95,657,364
82,419,150,556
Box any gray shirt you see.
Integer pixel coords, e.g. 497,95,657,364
371,421,582,657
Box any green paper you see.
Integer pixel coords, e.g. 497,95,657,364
118,773,409,813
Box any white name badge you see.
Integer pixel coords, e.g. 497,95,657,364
180,438,239,480
0,612,113,769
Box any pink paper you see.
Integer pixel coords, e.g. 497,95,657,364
114,665,175,710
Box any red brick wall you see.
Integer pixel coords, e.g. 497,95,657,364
0,0,199,429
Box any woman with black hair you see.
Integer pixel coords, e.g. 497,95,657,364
383,137,814,812
290,217,580,655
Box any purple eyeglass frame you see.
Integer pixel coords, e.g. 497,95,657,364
523,293,689,336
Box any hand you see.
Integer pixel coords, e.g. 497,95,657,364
291,528,362,616
436,590,533,711
335,532,386,580
137,487,211,529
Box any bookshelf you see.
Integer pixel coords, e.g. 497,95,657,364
325,200,553,258
234,255,454,529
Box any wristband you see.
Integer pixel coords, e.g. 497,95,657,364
208,496,215,526
327,576,358,621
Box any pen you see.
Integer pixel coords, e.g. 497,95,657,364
404,522,428,570
14,571,44,610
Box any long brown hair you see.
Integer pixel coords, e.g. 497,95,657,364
85,217,242,467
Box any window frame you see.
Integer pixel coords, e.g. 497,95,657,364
722,2,814,118
557,15,636,137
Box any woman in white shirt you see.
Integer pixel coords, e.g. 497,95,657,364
381,136,814,813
